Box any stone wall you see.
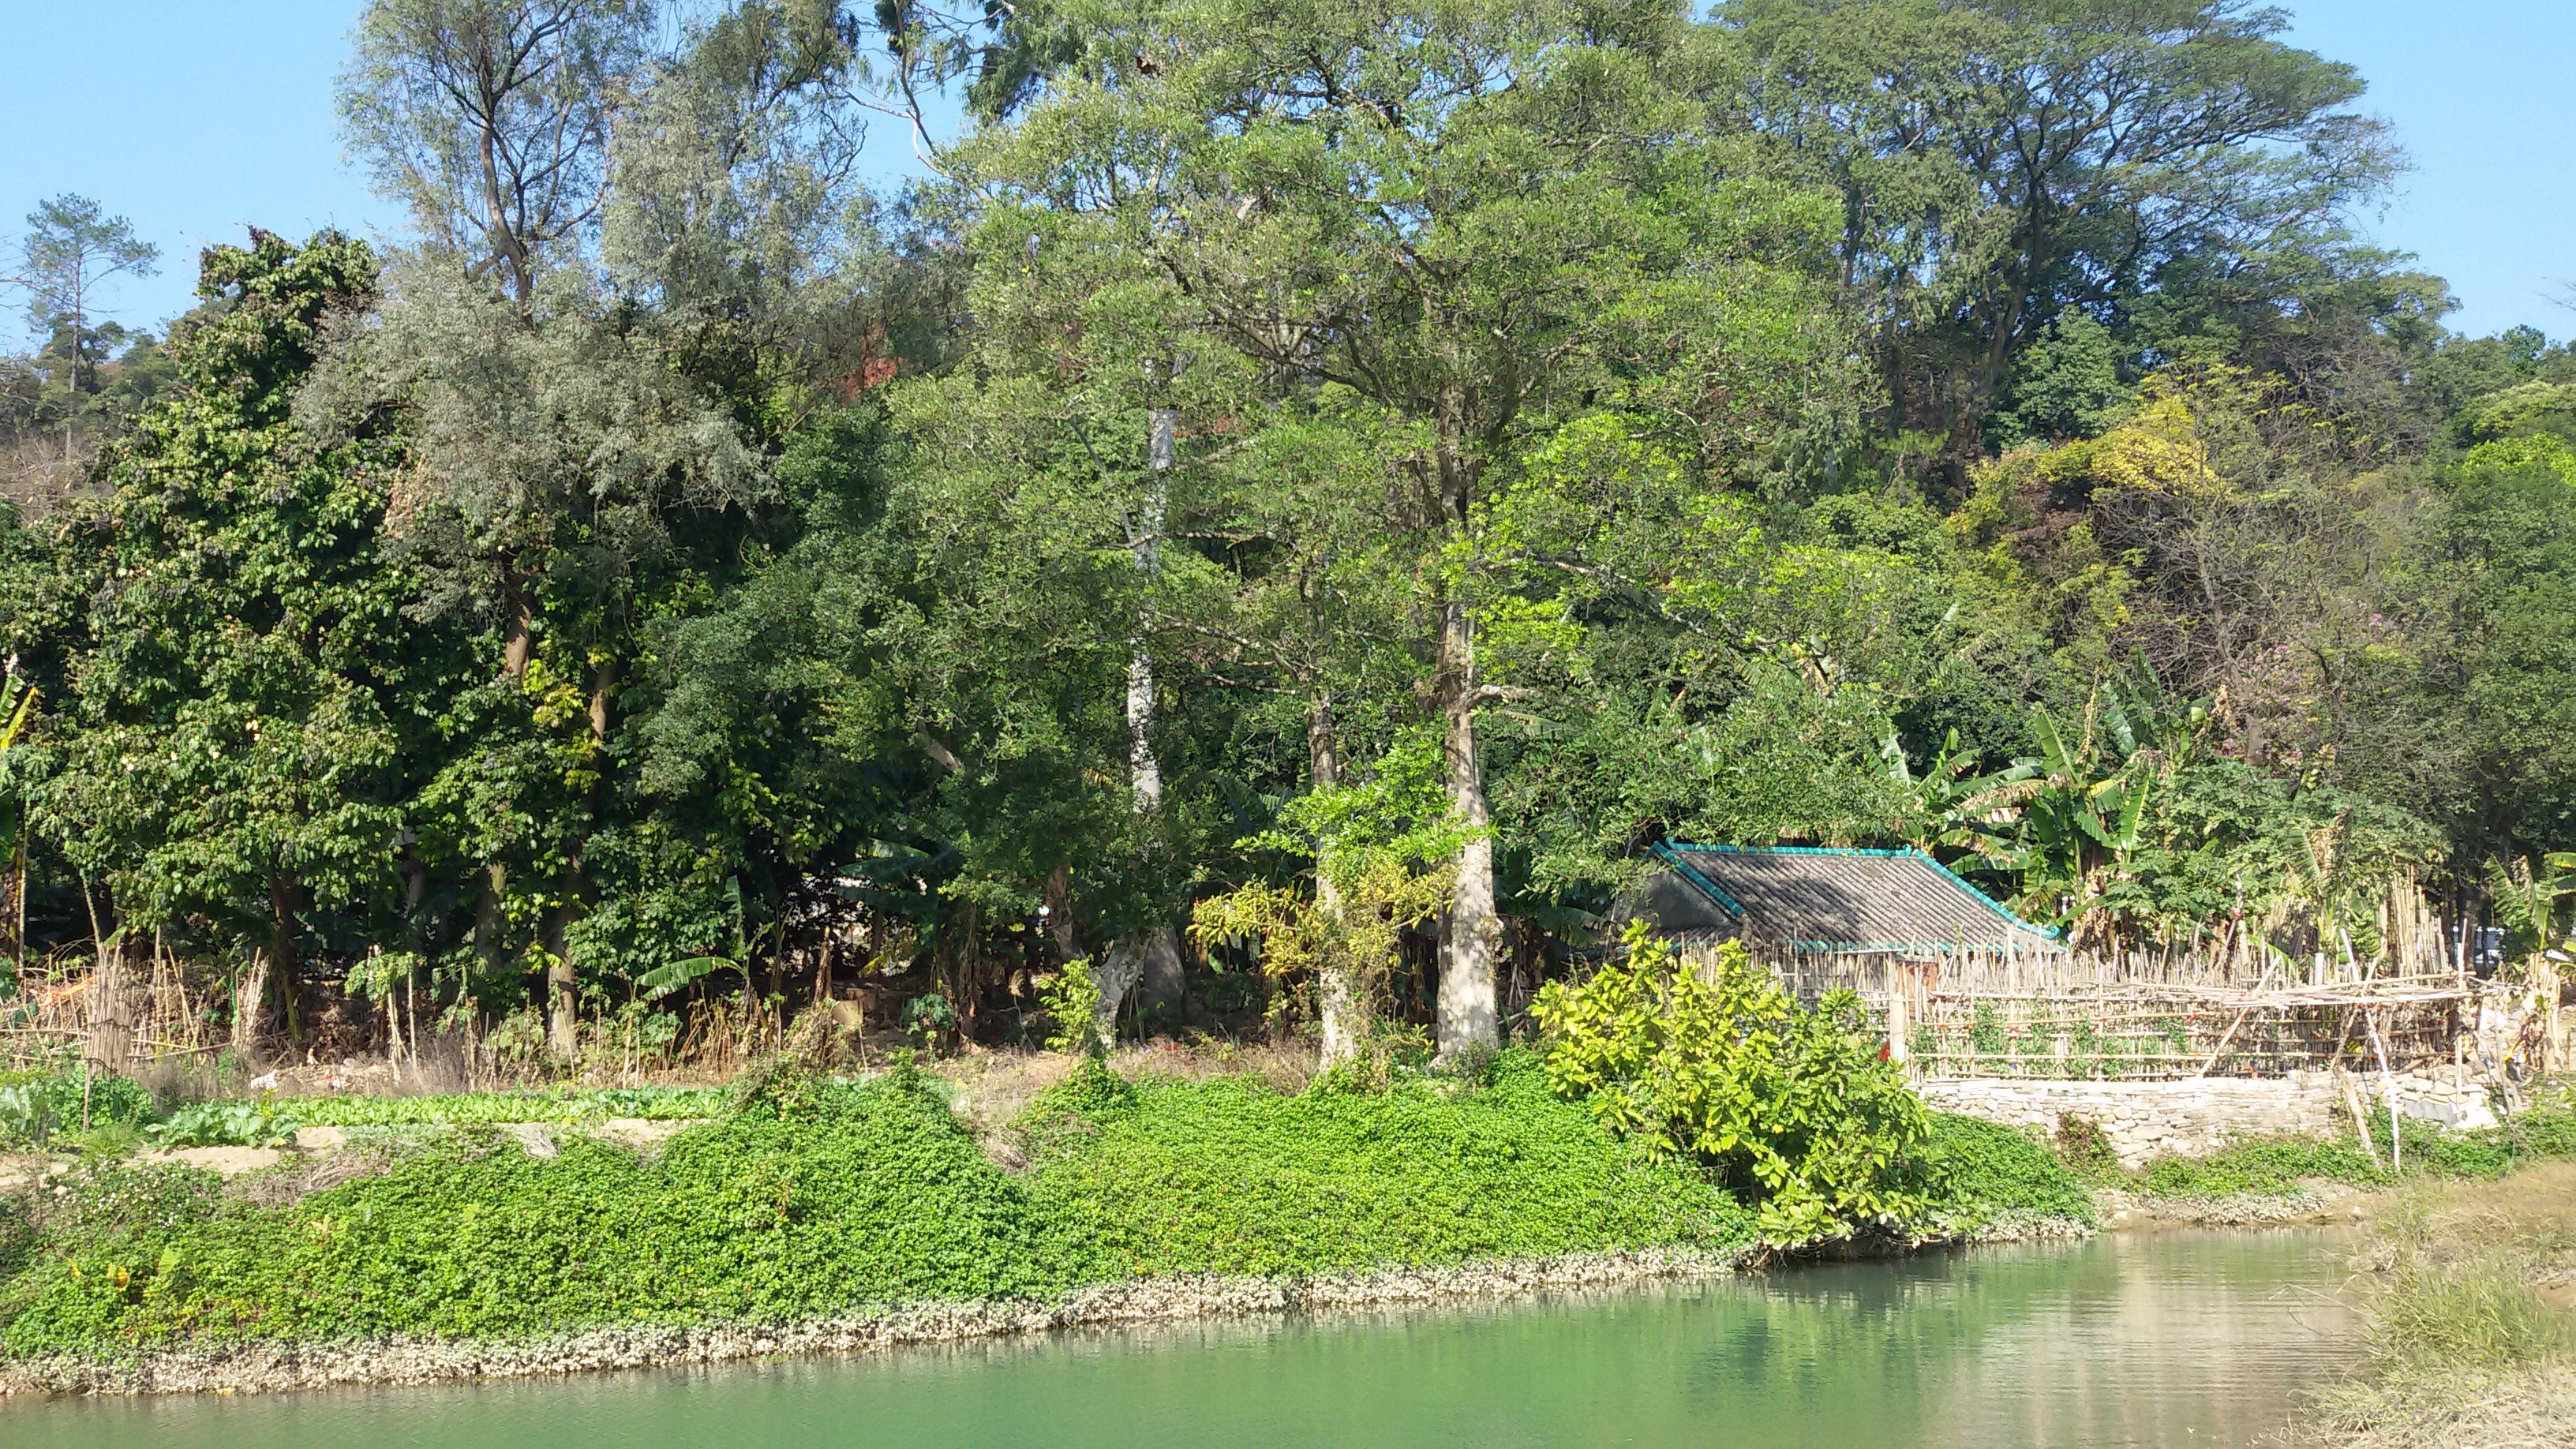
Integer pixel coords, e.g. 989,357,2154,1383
1921,1067,2498,1168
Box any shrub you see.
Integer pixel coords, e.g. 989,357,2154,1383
1532,923,1929,1241
1923,1114,2098,1228
2051,1112,2120,1180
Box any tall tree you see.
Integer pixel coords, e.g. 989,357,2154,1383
7,195,160,399
27,232,466,1039
963,0,1854,1054
340,0,657,305
1726,0,2399,465
325,0,837,1054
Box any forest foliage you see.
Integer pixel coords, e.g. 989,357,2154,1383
3,0,2574,1061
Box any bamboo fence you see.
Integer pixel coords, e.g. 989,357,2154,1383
1672,877,2494,1082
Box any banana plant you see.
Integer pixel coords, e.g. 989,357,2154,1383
2003,655,2215,930
2488,852,2576,971
1881,727,2034,871
633,876,766,1004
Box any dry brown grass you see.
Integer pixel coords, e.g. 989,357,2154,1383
931,1039,1320,1170
2293,1164,2576,1448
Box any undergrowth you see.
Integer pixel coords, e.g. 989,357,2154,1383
269,1086,732,1128
1020,1053,1756,1277
2091,1096,2576,1200
0,1075,1052,1355
0,1050,1807,1358
0,1070,732,1154
1919,1115,2097,1230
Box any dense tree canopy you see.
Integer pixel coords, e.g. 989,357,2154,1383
0,0,2567,1061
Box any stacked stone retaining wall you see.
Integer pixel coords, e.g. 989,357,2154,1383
1922,1068,2498,1168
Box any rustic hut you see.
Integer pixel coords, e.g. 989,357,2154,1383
1627,843,2069,1009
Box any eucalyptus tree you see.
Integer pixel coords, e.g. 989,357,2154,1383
340,0,659,305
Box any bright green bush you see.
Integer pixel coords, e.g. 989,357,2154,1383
1532,923,1929,1241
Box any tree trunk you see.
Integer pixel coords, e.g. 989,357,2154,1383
1043,863,1080,961
476,860,510,985
232,954,270,1060
1430,382,1500,1061
1106,384,1186,1024
1435,599,1500,1060
500,564,535,681
545,871,579,1061
548,657,614,1061
268,874,302,1043
1309,698,1366,1067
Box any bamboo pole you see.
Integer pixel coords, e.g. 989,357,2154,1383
2339,1066,2380,1170
2364,1007,2401,1174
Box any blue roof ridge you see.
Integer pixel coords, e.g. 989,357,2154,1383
1647,840,1744,918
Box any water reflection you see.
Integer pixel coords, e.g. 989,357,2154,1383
3,1230,2355,1449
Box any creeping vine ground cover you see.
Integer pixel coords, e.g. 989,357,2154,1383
1022,1054,1758,1277
2092,1096,2576,1200
0,1048,2110,1359
0,1054,1827,1357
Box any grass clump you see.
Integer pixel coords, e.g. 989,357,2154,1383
2306,1163,2576,1448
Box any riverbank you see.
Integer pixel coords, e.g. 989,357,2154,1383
0,1050,2101,1395
2290,1162,2576,1449
0,1245,1769,1396
9,1052,2566,1400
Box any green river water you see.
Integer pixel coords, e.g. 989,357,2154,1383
6,1230,2357,1448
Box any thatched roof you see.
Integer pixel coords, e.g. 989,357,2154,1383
1646,844,2063,957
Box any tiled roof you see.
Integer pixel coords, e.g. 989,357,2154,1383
1652,844,2061,956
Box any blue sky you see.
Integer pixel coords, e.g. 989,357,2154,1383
2,1,2568,343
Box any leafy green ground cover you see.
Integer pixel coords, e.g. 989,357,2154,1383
270,1086,732,1128
2076,1091,2576,1200
0,1076,732,1154
1021,1055,1758,1277
1919,1115,2099,1230
0,1051,2095,1361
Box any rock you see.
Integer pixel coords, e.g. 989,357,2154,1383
593,1119,689,1151
140,1147,284,1176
